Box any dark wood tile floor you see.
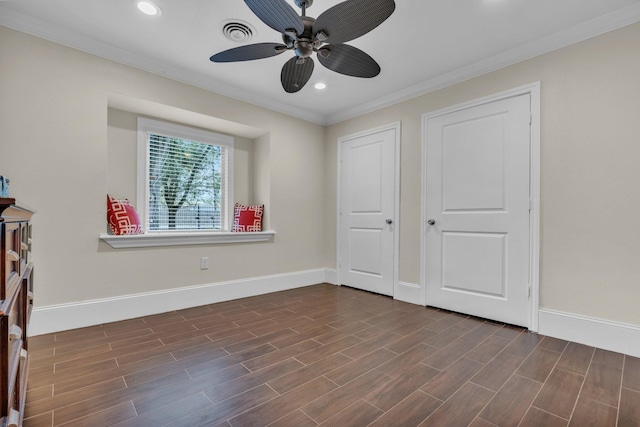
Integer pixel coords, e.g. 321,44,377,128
23,284,640,427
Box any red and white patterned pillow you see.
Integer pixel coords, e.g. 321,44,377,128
107,194,144,235
233,203,263,232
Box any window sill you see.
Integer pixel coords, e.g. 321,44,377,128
99,230,276,249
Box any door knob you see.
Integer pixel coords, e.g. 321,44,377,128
385,219,393,224
427,219,435,225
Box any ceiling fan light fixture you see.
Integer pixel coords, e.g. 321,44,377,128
314,82,327,90
318,47,330,58
315,30,328,41
136,1,162,16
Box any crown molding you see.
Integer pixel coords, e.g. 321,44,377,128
2,3,640,127
0,6,326,125
325,2,640,125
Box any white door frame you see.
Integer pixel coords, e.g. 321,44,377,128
336,122,401,296
421,83,541,331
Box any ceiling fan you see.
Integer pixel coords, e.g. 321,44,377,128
210,0,396,93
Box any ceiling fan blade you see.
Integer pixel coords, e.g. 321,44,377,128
281,56,314,93
317,44,380,78
210,43,288,63
313,0,395,45
244,0,304,35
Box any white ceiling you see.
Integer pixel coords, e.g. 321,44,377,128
1,0,640,125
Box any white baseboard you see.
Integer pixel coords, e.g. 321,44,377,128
325,268,337,285
330,274,422,306
538,308,640,358
30,268,333,336
33,274,640,358
394,281,422,305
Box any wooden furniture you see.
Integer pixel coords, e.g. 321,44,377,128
0,198,33,427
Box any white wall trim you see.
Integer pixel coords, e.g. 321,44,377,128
325,3,640,125
528,85,542,332
2,4,639,126
421,83,541,331
28,268,640,358
394,282,421,305
99,230,276,248
325,268,337,285
29,269,335,336
539,309,640,358
0,6,327,125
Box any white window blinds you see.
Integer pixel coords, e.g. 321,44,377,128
137,117,233,232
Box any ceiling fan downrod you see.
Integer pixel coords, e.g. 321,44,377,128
293,0,313,15
287,0,331,60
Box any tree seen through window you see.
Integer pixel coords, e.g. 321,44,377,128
148,134,223,230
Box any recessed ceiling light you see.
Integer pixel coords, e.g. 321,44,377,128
137,1,162,16
314,82,327,90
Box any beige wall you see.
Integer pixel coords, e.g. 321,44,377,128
325,22,640,325
0,25,325,307
2,20,640,328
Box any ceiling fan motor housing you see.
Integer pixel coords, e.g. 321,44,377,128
295,41,314,58
283,16,319,59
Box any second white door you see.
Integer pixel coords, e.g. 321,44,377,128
424,94,531,326
339,126,397,296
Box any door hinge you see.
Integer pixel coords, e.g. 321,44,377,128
529,113,532,125
528,286,531,299
529,198,532,211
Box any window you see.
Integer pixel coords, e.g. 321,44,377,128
137,118,234,232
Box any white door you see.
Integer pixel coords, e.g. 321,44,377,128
339,126,398,296
424,94,531,326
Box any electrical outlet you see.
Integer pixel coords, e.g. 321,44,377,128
200,257,209,270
